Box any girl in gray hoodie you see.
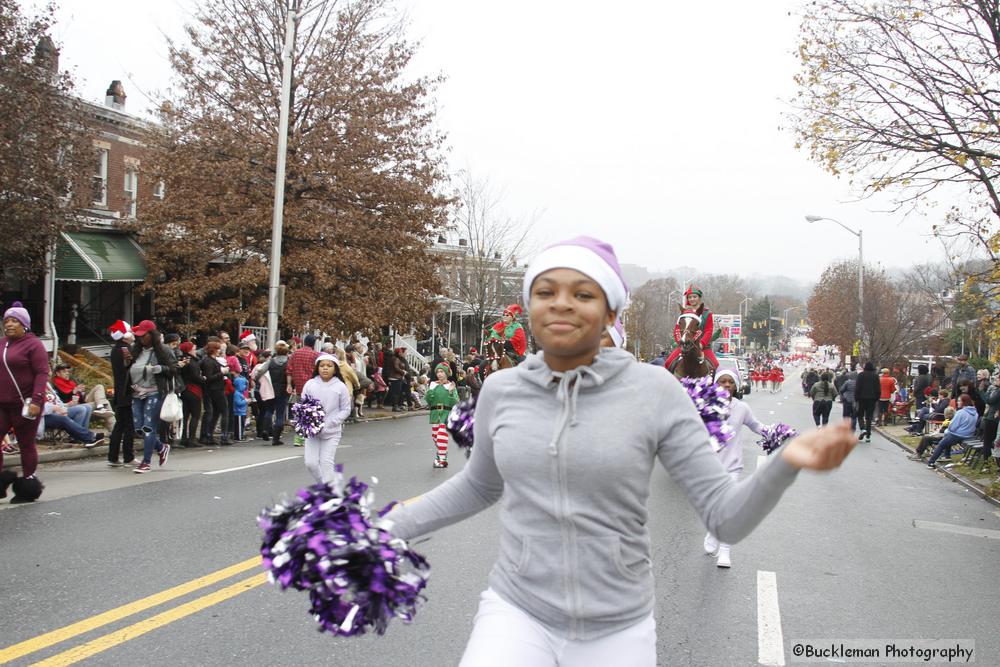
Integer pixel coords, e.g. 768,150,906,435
388,236,857,666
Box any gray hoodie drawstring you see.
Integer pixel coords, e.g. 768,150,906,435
547,365,604,456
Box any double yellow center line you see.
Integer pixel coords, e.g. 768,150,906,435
1,494,422,666
0,557,264,666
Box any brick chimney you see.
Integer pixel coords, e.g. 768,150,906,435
34,36,59,80
105,80,126,110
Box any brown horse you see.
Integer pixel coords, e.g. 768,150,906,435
482,338,515,379
668,306,716,380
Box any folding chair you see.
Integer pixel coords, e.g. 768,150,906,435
888,400,913,425
923,419,944,435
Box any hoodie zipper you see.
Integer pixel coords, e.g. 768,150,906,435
551,408,582,639
549,375,585,639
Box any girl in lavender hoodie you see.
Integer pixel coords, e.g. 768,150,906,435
300,354,351,484
387,236,857,666
703,368,764,568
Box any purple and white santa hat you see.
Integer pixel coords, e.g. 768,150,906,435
522,236,630,314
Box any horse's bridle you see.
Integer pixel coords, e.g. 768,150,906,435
484,340,506,373
678,313,702,351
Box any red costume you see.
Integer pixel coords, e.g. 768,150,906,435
239,330,258,368
488,305,527,357
664,286,719,371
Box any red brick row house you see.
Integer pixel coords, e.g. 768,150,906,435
5,42,158,354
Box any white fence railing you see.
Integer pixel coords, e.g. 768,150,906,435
242,326,269,352
393,333,429,373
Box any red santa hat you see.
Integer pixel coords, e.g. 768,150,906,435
109,320,132,340
502,304,523,317
239,330,256,343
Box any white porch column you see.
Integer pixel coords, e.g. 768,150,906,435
42,245,58,356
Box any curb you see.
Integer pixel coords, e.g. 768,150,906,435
4,445,112,471
875,427,1000,508
7,410,429,471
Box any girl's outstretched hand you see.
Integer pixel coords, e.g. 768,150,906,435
781,420,857,470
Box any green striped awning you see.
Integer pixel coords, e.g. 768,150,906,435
55,231,147,282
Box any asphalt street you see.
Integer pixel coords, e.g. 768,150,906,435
2,366,999,666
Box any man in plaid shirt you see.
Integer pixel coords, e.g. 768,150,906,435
286,334,320,446
288,334,320,397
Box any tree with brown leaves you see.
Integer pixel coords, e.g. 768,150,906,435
445,172,536,345
136,0,450,336
0,0,90,289
626,278,680,358
808,260,940,364
789,0,1000,355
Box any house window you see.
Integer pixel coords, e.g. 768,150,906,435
92,149,108,205
153,179,165,200
124,169,138,218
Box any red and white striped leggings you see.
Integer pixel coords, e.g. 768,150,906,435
432,423,449,461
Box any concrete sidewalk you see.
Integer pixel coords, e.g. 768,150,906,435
875,421,1000,507
4,407,429,471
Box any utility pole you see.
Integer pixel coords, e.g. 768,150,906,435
267,0,300,350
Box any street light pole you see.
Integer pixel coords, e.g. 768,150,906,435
267,1,300,350
737,293,750,354
805,215,864,359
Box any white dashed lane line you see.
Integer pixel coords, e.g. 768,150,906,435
202,456,302,475
913,519,1000,540
757,570,786,666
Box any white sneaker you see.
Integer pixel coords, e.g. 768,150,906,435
703,532,719,555
716,545,731,568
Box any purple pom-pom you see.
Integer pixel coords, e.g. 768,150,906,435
757,423,798,455
291,396,326,438
446,398,476,457
258,465,430,636
680,376,735,451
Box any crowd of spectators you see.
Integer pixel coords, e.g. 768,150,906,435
2,320,507,468
819,354,1000,477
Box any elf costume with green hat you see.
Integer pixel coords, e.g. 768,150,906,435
487,304,527,362
426,362,459,468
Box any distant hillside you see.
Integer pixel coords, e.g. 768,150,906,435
620,263,813,300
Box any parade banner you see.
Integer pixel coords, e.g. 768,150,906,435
714,314,741,355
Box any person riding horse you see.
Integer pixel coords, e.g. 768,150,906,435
487,304,527,365
667,306,717,379
664,286,719,372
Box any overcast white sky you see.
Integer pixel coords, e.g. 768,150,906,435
28,0,952,282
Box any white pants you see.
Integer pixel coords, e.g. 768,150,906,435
303,435,339,483
459,589,656,667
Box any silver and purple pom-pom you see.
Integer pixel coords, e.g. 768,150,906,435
758,423,798,455
680,376,735,451
446,398,476,457
291,396,326,438
258,465,430,637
